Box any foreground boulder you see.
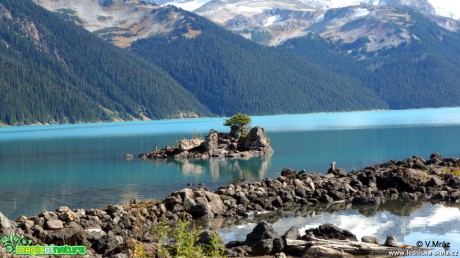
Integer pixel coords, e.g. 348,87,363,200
302,223,357,241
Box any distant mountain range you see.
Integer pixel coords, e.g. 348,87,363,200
0,0,459,125
148,0,460,46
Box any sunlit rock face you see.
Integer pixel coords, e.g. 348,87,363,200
33,0,202,47
148,0,459,46
34,0,460,51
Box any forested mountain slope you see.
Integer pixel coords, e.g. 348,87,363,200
280,9,460,109
130,7,388,116
0,0,210,125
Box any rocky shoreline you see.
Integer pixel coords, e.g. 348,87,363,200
137,126,273,160
1,154,460,257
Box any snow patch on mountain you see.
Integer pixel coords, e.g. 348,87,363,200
236,5,267,14
354,7,370,17
427,0,460,20
264,15,281,26
322,0,367,9
162,0,212,11
315,14,325,23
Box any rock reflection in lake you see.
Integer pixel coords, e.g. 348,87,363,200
220,201,460,251
164,154,272,181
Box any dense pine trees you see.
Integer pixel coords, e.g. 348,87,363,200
0,0,210,125
1,2,459,126
130,8,387,116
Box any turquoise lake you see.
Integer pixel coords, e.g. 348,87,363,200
1,107,460,222
1,107,460,257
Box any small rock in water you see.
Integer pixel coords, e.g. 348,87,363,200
124,154,134,160
384,235,400,247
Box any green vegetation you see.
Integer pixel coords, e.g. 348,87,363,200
224,113,252,137
279,8,460,110
130,7,387,117
133,216,226,258
452,166,460,176
0,0,210,125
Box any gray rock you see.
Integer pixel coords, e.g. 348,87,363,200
319,194,334,203
23,220,34,230
281,168,297,179
107,205,124,215
205,191,226,215
59,209,79,222
189,203,209,217
197,230,213,246
384,235,400,247
245,221,279,245
96,231,124,253
179,138,203,151
304,224,357,241
246,126,271,150
426,176,443,187
283,226,300,241
328,168,347,177
31,225,46,239
86,228,106,241
0,212,12,230
46,219,64,229
251,239,273,255
203,129,219,154
361,235,378,244
273,237,284,253
40,211,58,221
29,216,44,227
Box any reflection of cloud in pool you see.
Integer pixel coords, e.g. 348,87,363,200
221,203,460,245
298,214,395,241
408,204,460,228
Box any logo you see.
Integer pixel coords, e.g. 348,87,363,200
1,232,32,254
1,231,86,256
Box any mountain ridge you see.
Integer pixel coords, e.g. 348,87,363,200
148,0,460,46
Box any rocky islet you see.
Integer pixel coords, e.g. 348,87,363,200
137,126,273,160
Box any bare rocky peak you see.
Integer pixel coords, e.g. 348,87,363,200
33,0,201,47
33,0,459,52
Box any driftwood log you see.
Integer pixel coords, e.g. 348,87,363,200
286,237,429,257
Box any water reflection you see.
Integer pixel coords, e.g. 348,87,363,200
220,201,460,252
0,153,273,219
165,154,272,182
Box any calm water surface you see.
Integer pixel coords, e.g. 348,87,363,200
221,202,460,258
1,108,460,251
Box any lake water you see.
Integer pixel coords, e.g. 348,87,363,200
1,107,460,254
220,202,460,257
